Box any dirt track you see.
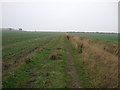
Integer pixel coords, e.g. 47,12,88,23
63,35,81,88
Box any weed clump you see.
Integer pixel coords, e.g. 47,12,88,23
78,43,83,54
67,35,70,40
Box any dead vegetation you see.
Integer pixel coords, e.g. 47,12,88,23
66,34,118,88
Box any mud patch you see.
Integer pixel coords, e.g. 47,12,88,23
3,64,11,70
49,53,62,60
49,54,59,60
40,72,50,77
25,58,33,64
56,47,62,50
26,78,36,88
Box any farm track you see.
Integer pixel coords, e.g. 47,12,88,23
63,35,81,88
66,52,81,88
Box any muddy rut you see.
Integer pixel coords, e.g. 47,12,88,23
66,52,81,88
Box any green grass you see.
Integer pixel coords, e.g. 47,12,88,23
63,35,91,87
3,33,72,88
2,30,62,45
2,30,62,61
73,50,92,87
69,33,118,43
3,36,52,59
3,30,118,88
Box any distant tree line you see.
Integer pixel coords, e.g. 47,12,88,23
67,32,117,34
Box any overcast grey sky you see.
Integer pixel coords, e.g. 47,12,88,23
1,1,118,32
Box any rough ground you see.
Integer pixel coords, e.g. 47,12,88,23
3,32,118,88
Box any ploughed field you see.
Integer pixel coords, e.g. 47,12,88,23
2,30,119,88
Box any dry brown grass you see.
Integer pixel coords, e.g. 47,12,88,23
66,34,118,88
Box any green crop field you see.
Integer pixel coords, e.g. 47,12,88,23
2,30,119,88
69,32,118,43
